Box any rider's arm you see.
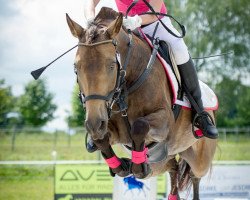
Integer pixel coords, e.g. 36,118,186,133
84,0,100,20
140,0,164,25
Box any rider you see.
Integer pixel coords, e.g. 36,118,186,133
84,0,218,152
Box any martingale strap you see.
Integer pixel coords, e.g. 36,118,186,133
131,147,148,164
105,156,121,169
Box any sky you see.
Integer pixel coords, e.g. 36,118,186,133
0,0,117,131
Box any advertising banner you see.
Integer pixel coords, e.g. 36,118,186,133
177,165,250,200
55,164,113,200
55,164,166,200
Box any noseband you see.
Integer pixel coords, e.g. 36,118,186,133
76,32,134,118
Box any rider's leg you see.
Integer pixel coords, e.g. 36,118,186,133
177,58,218,139
142,17,218,139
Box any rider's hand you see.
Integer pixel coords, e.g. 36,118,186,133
123,15,142,30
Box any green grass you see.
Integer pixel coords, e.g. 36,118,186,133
0,166,53,200
214,133,250,160
0,131,250,200
1,131,250,161
0,131,99,161
0,179,53,200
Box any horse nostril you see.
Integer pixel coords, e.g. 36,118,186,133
85,120,92,133
98,120,106,132
85,119,107,134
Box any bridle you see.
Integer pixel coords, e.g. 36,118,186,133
30,26,158,121
76,32,134,119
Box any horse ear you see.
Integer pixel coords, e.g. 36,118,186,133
107,13,123,38
66,13,85,39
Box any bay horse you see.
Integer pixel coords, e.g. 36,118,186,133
66,7,217,199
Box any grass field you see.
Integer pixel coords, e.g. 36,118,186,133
0,130,250,200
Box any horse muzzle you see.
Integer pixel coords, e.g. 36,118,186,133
85,118,108,140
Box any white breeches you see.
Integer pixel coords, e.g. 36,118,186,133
142,17,190,65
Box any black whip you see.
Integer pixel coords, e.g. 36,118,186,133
30,44,78,80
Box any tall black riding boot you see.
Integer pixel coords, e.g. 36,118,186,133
178,58,218,139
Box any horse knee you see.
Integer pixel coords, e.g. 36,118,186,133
130,118,151,179
131,118,150,142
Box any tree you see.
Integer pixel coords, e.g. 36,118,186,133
18,79,57,127
167,0,250,78
0,79,14,127
215,77,250,127
67,84,86,127
164,2,250,69
236,85,250,126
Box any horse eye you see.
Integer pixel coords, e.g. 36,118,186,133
109,61,116,70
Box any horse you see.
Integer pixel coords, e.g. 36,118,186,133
66,7,217,199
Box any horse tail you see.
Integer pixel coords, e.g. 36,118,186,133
178,159,192,191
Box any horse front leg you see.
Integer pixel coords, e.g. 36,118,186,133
94,135,131,177
130,118,152,179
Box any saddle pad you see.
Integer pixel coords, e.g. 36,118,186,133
139,29,218,111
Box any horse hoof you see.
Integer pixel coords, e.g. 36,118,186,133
116,170,130,177
111,158,131,177
132,163,151,179
110,166,130,177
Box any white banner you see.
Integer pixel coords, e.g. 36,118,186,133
175,165,250,200
113,176,157,200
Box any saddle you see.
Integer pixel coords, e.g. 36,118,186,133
139,29,219,114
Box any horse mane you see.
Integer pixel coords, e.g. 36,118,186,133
85,7,120,44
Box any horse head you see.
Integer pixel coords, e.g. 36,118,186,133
66,8,125,140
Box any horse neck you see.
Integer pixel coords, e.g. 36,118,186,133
116,31,152,86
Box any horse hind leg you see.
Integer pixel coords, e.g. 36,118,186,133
167,158,181,200
174,167,201,200
191,173,201,200
130,118,151,179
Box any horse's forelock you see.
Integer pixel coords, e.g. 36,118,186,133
84,7,119,44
